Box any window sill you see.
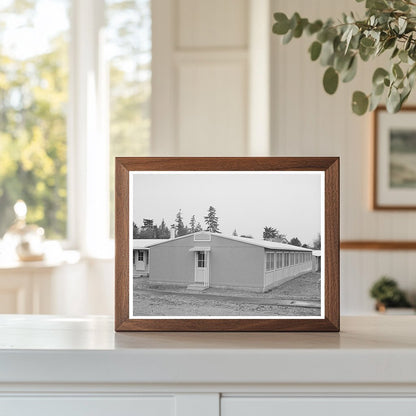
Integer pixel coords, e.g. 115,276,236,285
0,250,81,271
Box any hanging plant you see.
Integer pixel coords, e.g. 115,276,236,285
272,0,416,115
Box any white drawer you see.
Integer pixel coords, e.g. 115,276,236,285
221,397,416,416
0,396,175,416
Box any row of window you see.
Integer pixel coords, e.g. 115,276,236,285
265,251,312,272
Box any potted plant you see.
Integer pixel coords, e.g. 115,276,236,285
272,0,416,115
369,276,413,313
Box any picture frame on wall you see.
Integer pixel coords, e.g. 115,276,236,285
374,106,416,210
115,157,339,332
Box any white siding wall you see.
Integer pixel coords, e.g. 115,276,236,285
152,0,250,156
150,0,416,315
271,0,416,314
264,252,312,291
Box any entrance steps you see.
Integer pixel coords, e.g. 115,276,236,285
186,283,208,292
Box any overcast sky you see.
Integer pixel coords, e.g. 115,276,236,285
132,172,322,245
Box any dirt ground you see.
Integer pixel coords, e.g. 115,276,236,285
132,272,321,317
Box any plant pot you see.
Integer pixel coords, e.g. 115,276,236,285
375,303,415,315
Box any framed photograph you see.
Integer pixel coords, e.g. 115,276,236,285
374,106,416,209
115,157,339,332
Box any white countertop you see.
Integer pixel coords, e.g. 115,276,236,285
0,315,415,386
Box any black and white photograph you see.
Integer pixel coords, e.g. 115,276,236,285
374,107,416,209
129,171,324,319
390,129,416,189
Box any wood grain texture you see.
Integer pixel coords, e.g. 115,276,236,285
114,160,130,330
373,106,416,210
115,157,340,332
341,241,416,250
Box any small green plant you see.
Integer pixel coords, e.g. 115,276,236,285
369,276,411,308
272,0,416,115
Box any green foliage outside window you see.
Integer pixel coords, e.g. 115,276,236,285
0,1,69,238
0,0,151,240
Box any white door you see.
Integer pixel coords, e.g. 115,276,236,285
195,251,208,284
136,250,145,271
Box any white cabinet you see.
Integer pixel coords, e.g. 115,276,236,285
221,398,416,416
0,255,83,314
1,397,175,416
1,316,416,416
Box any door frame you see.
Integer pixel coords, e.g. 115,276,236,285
135,250,146,271
194,250,210,287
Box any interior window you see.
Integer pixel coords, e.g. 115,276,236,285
0,0,70,238
106,0,151,237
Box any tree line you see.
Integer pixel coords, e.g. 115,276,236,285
133,205,321,249
262,226,321,249
133,206,219,239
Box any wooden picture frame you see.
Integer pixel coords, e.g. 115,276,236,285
373,106,416,210
115,157,339,332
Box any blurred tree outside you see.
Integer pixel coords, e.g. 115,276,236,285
0,0,70,239
107,0,151,237
0,0,151,240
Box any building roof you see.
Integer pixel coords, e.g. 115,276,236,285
132,239,167,249
312,250,321,257
137,232,313,252
217,234,312,252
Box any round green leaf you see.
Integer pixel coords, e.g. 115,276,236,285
307,20,323,35
282,29,293,44
273,13,290,35
373,82,384,96
293,18,308,38
320,41,335,66
399,50,408,63
391,47,399,59
334,52,352,73
352,91,369,115
369,92,383,112
342,56,357,83
384,37,396,50
405,34,413,51
387,88,401,113
393,63,404,79
323,67,339,95
360,37,375,48
372,68,389,86
359,44,374,62
309,41,322,61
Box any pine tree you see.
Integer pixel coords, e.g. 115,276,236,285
139,218,156,238
290,237,302,247
263,226,278,240
175,209,187,236
313,233,321,249
133,222,140,238
189,215,196,233
157,219,170,239
232,229,238,236
195,222,202,232
204,206,219,233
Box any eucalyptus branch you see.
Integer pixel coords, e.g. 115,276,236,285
272,0,416,115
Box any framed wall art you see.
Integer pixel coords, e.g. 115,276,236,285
374,106,416,210
115,157,339,331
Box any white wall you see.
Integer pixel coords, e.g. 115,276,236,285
78,0,416,316
152,0,262,156
271,0,416,313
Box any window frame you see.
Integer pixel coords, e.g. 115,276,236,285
137,250,144,261
67,0,110,257
265,251,274,272
197,251,206,268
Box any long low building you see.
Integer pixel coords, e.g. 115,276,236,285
132,231,314,292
